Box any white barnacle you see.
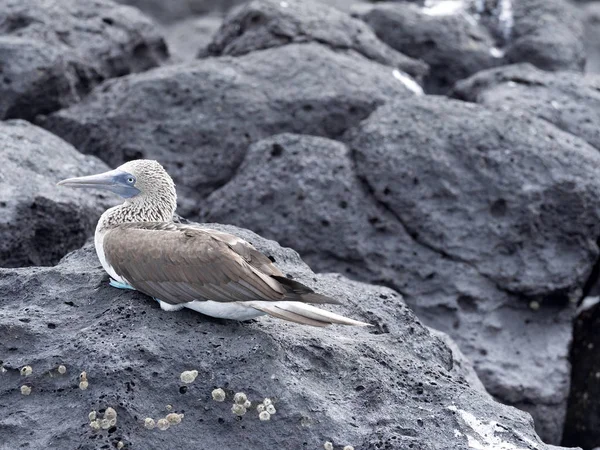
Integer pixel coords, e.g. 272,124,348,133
20,385,31,395
231,403,247,416
89,420,101,431
259,411,271,421
104,407,117,421
263,398,272,406
266,404,276,415
324,442,334,450
157,418,170,431
257,404,265,413
344,446,355,450
180,370,198,384
144,418,156,430
58,365,67,374
89,411,97,421
166,413,183,424
212,388,226,402
234,392,247,404
79,380,89,390
244,400,251,409
21,365,32,377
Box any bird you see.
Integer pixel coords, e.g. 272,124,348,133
58,159,369,327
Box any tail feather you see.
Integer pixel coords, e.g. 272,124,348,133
248,301,371,327
271,275,341,305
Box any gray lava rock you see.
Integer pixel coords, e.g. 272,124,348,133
353,2,501,93
353,0,585,93
115,0,244,23
563,297,600,448
0,0,168,121
0,120,115,268
504,0,585,72
201,95,600,443
582,2,600,73
205,0,428,82
37,43,415,217
453,63,600,152
0,224,558,450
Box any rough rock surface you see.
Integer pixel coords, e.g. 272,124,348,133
205,0,428,81
0,0,168,121
582,2,600,73
115,0,245,23
353,2,500,93
201,94,600,443
0,224,557,450
505,0,585,72
353,0,585,93
453,63,600,151
0,120,115,268
563,298,600,448
38,42,415,217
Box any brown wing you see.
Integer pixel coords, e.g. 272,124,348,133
103,223,288,305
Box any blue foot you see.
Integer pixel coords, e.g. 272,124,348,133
109,278,135,290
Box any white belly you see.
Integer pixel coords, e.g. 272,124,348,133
184,300,266,321
95,221,128,285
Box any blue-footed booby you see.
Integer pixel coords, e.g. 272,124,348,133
58,160,368,327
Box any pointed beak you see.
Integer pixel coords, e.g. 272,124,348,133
58,169,141,198
57,170,122,189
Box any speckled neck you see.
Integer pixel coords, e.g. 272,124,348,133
98,193,177,230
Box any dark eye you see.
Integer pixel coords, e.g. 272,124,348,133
127,177,135,184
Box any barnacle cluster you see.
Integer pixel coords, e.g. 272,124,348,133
257,398,276,421
79,371,89,390
231,392,250,416
89,407,118,431
144,412,184,431
180,370,198,384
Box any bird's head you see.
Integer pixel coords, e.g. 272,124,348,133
58,159,177,211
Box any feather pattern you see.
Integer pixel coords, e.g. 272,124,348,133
102,222,340,307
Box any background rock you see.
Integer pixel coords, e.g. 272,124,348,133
505,0,585,72
582,2,600,73
205,0,428,81
38,43,415,217
201,94,600,443
0,225,554,450
563,298,600,448
353,0,585,93
0,0,168,121
353,2,500,93
0,120,115,268
453,63,600,152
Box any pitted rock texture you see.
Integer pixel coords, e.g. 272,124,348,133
453,63,600,151
205,0,428,81
201,93,600,443
353,0,584,93
38,42,415,217
0,0,168,121
0,120,115,268
0,225,556,450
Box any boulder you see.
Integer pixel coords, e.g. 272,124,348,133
37,43,415,217
0,120,115,268
0,0,168,121
582,2,600,73
205,0,428,82
0,224,559,450
563,298,600,448
353,0,585,93
165,15,222,61
352,2,500,93
453,63,600,151
504,0,585,72
201,94,600,443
